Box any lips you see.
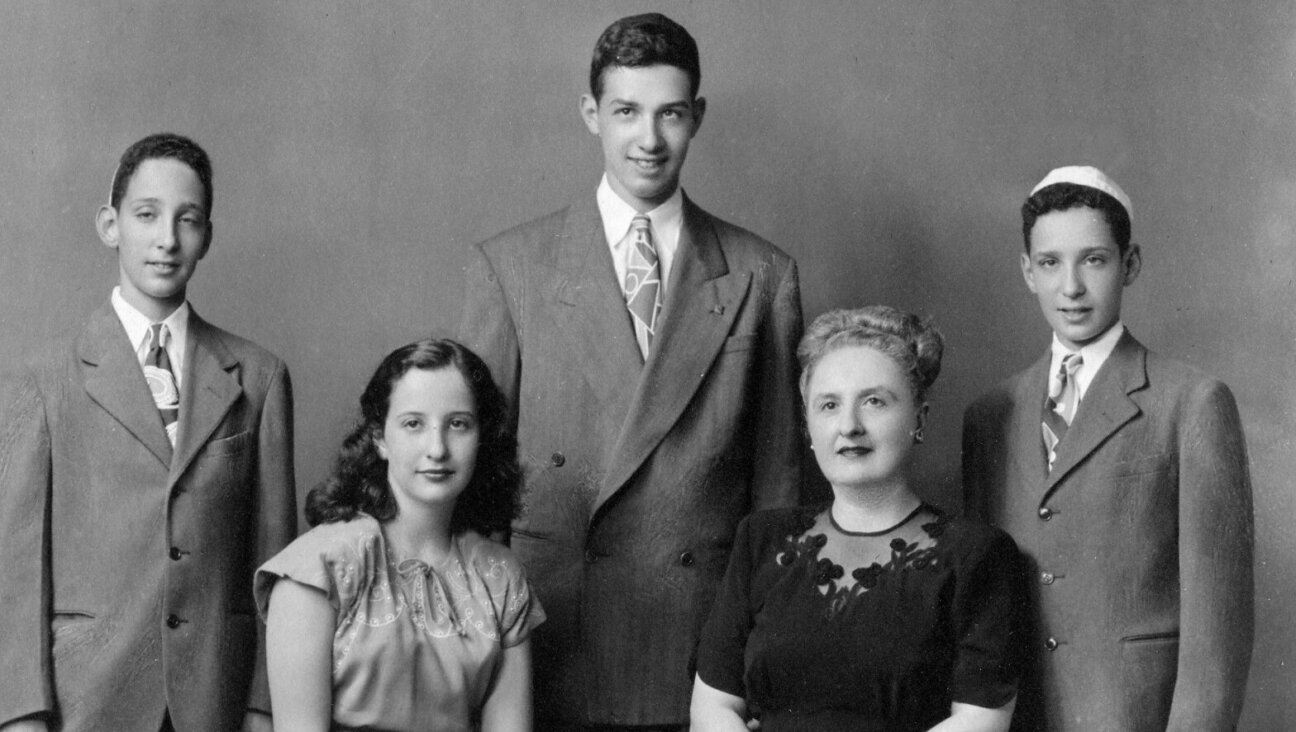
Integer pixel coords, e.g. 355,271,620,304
630,157,665,171
837,446,872,457
419,469,455,480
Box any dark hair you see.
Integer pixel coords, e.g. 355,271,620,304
797,305,945,403
1021,182,1131,254
110,133,214,215
589,13,700,100
306,339,522,536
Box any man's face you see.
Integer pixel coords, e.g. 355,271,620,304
581,64,704,212
1021,206,1140,351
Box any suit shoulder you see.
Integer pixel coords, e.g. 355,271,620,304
475,205,571,258
699,207,794,266
1139,348,1237,406
199,320,286,372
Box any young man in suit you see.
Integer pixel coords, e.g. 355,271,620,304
0,133,296,732
962,166,1253,731
458,13,804,730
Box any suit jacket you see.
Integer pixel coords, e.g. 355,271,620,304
458,194,804,725
0,303,297,731
962,330,1253,732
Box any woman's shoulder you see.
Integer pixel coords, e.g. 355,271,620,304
742,503,825,539
456,530,530,583
274,514,385,566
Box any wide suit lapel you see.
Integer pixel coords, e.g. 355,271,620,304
1010,352,1052,487
594,196,751,516
1044,331,1146,494
550,198,644,418
169,311,243,486
78,303,173,467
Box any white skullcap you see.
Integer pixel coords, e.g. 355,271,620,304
1030,165,1132,221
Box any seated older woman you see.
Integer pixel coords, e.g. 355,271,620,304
691,305,1024,732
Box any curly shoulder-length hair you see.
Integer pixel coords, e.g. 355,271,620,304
305,338,522,535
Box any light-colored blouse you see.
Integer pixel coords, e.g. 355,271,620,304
255,513,545,731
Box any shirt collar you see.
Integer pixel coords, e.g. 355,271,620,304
111,286,190,353
596,174,684,248
1050,321,1124,398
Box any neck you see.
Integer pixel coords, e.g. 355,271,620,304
830,478,922,533
381,506,455,565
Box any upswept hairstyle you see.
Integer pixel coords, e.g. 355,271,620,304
589,13,701,100
305,338,522,536
1022,182,1131,254
797,305,945,403
110,133,214,215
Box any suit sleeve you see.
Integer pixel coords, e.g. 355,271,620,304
458,244,521,430
748,258,804,511
961,402,990,522
0,366,55,724
1166,379,1254,731
247,360,298,714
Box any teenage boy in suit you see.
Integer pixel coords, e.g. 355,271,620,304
458,13,804,730
962,166,1253,731
0,133,296,732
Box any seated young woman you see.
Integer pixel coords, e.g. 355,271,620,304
690,306,1025,732
256,338,544,732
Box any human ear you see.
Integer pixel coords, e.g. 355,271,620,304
1122,243,1142,286
690,96,707,134
197,219,213,261
1020,251,1038,293
95,205,120,250
580,93,600,135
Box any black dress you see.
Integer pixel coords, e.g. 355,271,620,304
695,502,1025,732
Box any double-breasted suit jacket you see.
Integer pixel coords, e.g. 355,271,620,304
0,303,296,731
458,194,804,725
962,330,1253,731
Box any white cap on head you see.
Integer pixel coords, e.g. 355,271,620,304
1030,165,1132,222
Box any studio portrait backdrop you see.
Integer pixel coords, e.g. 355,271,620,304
0,2,1291,728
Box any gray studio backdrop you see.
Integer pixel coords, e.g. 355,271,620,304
0,2,1291,728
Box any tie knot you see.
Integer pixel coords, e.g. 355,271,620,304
630,214,651,233
1062,352,1083,375
149,323,168,350
1049,352,1083,399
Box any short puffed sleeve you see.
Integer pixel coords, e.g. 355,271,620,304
458,531,546,647
254,515,387,621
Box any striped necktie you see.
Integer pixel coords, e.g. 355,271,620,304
621,214,662,359
1041,352,1083,471
145,323,180,446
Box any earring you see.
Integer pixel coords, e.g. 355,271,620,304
911,427,925,444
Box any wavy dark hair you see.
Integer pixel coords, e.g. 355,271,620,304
1022,182,1131,254
305,338,522,535
111,132,214,215
589,12,701,100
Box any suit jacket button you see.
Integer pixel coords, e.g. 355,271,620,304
166,614,183,629
1038,506,1054,520
169,547,183,561
550,452,565,468
584,549,599,564
679,551,695,567
1041,572,1055,585
1044,637,1059,651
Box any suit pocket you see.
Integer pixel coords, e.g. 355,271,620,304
201,430,251,457
51,611,104,668
1118,631,1178,728
720,333,757,353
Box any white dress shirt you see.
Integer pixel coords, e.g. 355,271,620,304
596,174,684,298
111,286,190,388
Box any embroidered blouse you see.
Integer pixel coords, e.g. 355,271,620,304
254,514,545,731
696,502,1024,732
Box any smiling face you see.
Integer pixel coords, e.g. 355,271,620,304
806,345,925,494
1021,207,1141,351
376,366,480,517
581,64,705,212
96,157,211,322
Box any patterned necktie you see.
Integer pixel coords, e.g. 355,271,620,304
1041,352,1083,471
621,214,662,359
145,323,180,446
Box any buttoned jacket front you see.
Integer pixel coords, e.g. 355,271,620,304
962,331,1253,732
458,194,804,725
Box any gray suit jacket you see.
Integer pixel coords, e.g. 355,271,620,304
962,331,1253,731
458,194,804,725
0,302,296,731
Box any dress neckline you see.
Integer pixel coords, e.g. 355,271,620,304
829,502,927,537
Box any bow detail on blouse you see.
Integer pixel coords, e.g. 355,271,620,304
396,557,466,636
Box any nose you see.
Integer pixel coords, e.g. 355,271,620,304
637,117,663,151
1061,263,1085,298
424,427,450,461
157,217,180,251
836,406,865,436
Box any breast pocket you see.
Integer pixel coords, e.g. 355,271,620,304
720,333,757,354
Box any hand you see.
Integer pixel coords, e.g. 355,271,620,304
242,711,273,732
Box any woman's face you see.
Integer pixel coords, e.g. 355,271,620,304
805,345,924,493
376,366,480,516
